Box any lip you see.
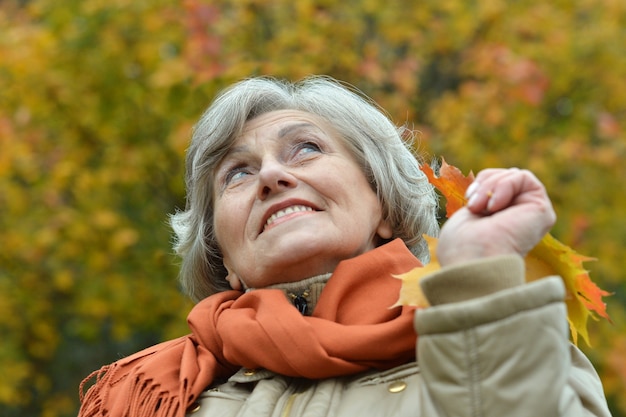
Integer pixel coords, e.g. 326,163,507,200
259,199,320,234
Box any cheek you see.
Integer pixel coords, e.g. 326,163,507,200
213,203,239,250
214,194,254,248
353,186,385,227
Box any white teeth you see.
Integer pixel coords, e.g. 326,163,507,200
265,205,314,228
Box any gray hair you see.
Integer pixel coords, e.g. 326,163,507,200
170,76,439,302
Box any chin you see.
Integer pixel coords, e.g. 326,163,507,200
254,246,336,279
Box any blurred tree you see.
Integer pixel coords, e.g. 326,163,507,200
0,0,624,416
0,1,200,415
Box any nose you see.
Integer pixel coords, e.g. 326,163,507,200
256,158,297,200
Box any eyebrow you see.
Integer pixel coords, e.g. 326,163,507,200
277,122,319,137
223,121,325,161
225,122,322,156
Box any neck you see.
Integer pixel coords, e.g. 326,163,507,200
247,273,332,315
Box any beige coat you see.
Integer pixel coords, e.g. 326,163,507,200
189,255,611,417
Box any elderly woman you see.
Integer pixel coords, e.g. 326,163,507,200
78,76,611,417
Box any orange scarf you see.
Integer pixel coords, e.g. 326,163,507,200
78,239,421,417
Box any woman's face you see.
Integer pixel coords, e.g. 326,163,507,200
213,110,392,289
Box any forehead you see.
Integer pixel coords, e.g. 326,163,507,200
238,109,333,139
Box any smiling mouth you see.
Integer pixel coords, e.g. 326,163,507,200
264,205,315,230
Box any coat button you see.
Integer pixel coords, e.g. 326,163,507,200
388,381,407,393
243,369,256,376
187,402,201,413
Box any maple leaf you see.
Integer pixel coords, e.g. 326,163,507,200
397,158,611,346
392,235,439,308
420,157,475,218
526,234,611,346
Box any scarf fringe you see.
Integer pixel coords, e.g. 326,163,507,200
78,363,185,417
127,378,182,417
78,365,111,417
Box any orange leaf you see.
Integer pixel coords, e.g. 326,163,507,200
420,157,474,217
526,234,611,346
399,158,611,346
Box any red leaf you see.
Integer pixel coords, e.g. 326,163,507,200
419,157,474,217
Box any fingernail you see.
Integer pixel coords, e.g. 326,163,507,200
468,192,479,207
465,181,479,199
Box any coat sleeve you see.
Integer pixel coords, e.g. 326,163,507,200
413,255,611,417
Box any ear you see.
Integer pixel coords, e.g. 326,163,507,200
224,263,243,291
376,219,393,240
225,270,243,291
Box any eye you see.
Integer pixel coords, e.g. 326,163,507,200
223,165,251,185
294,141,322,156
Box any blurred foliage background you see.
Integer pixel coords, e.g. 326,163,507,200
0,0,624,416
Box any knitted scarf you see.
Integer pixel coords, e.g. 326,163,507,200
77,239,421,417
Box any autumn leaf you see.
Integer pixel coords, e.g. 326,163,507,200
526,234,611,346
398,159,611,346
420,157,475,218
393,235,439,308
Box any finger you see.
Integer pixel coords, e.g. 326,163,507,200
466,169,520,214
484,169,528,213
467,168,550,214
488,169,550,210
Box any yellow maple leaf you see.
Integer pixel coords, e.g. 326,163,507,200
393,235,439,308
397,158,611,346
526,234,610,345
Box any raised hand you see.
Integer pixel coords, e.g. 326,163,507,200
436,168,556,267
